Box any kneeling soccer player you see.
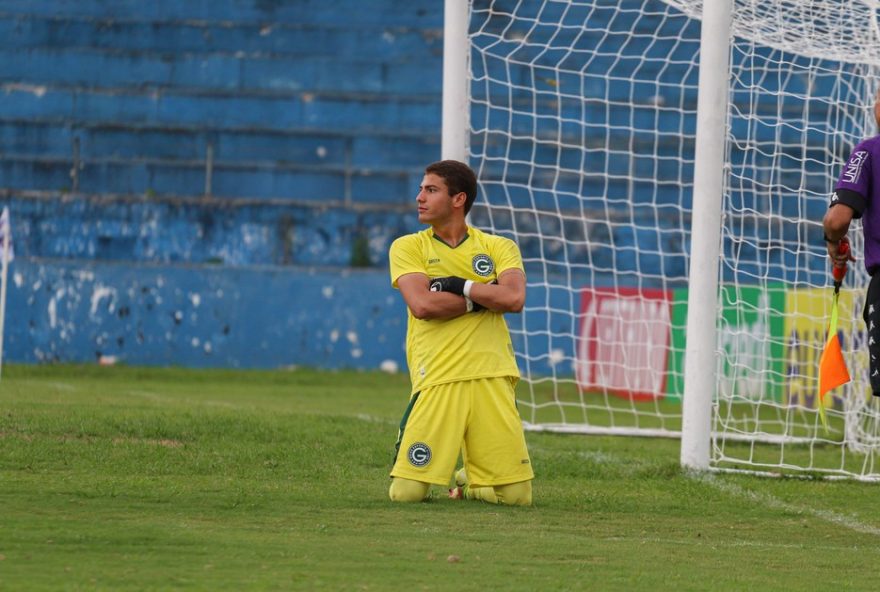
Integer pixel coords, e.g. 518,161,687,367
386,160,533,506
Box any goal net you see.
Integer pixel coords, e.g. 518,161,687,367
464,0,880,479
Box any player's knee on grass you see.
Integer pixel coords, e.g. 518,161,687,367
468,480,532,506
494,480,532,506
388,477,431,502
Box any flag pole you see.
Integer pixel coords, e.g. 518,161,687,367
0,209,9,383
817,237,852,431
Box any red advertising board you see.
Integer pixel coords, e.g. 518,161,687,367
576,287,673,400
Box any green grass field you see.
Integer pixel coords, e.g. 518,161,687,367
2,364,879,591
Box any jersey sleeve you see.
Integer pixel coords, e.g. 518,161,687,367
389,235,425,289
832,144,871,218
493,236,525,279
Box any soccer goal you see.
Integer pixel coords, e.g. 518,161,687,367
443,0,880,480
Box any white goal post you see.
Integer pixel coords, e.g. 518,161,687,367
443,0,880,480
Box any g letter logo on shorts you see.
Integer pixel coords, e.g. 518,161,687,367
472,254,494,277
407,442,432,467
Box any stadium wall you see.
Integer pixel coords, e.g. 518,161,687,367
5,257,574,375
6,258,406,369
0,0,448,371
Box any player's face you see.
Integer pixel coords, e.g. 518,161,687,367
416,173,461,225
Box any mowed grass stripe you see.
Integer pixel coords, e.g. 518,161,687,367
1,364,879,591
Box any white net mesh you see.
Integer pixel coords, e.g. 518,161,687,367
670,0,880,67
466,0,880,479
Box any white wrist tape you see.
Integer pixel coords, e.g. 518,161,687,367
463,280,475,299
464,296,474,312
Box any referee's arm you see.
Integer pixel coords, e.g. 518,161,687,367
823,198,858,268
823,202,854,243
397,272,468,320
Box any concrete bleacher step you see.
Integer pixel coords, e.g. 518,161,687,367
0,48,442,95
0,119,439,203
0,119,439,169
6,193,419,267
0,16,442,60
479,173,686,213
0,84,442,132
0,156,421,205
0,119,76,155
472,0,676,37
472,65,695,98
0,0,442,26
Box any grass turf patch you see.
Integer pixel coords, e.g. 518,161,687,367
1,364,879,591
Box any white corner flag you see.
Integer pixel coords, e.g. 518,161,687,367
0,205,12,382
0,207,12,262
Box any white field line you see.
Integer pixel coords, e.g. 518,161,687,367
15,382,398,425
695,474,880,538
123,389,242,409
16,380,78,392
125,389,397,423
355,413,397,426
602,535,869,552
532,444,880,538
125,389,164,401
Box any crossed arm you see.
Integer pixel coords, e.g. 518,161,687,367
396,269,526,320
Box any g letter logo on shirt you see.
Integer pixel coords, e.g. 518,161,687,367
472,254,494,277
407,442,432,467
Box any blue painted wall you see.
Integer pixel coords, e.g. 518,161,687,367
0,0,447,369
4,257,575,376
6,259,408,369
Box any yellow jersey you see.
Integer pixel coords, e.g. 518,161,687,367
389,226,523,394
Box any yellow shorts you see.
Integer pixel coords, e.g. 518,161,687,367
391,376,534,487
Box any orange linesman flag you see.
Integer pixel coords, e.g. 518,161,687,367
817,321,850,432
818,330,850,398
818,239,852,431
